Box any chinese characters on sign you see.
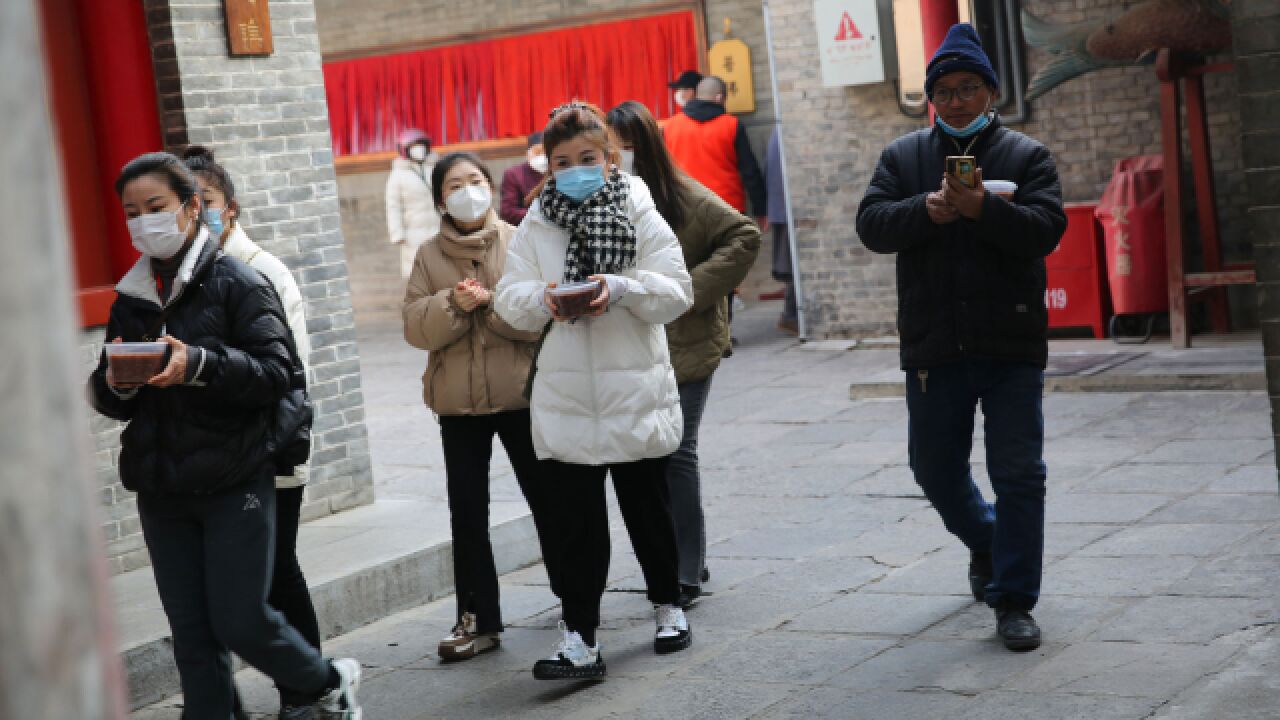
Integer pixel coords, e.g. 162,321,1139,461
708,35,755,114
814,0,885,87
1110,204,1132,276
224,0,273,56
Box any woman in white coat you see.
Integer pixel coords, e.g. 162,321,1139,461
495,102,694,681
386,128,442,278
184,146,322,719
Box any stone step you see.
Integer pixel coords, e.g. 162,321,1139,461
114,498,538,710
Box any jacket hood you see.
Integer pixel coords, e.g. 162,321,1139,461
116,227,213,306
682,99,727,123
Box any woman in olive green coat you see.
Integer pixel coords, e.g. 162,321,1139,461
606,101,761,606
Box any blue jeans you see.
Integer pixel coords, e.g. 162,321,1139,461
905,360,1046,611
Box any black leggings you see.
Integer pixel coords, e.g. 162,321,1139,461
270,485,322,704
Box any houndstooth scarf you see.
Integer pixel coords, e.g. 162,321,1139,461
540,168,637,283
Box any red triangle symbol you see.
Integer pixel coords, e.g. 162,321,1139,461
835,12,862,41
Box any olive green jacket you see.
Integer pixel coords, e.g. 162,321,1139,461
666,179,762,384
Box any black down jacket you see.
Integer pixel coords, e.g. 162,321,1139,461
856,119,1067,369
89,236,295,496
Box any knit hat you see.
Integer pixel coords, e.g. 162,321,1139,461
925,23,998,97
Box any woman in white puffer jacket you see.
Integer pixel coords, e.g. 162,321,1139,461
495,102,694,681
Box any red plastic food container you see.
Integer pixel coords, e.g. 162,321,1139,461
549,280,603,318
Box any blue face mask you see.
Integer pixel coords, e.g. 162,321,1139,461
205,208,225,238
937,110,992,139
554,165,606,202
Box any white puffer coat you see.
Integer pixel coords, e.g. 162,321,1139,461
495,174,693,466
219,225,312,488
385,155,442,277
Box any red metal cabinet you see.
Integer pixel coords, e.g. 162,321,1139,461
1044,203,1110,338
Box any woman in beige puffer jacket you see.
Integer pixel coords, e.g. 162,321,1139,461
402,152,545,662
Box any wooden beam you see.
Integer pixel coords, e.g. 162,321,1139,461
322,0,708,64
1157,49,1190,348
1185,270,1258,287
335,137,529,176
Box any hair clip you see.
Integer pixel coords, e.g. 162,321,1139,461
549,101,589,119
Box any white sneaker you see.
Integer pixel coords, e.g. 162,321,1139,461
318,657,362,719
654,604,692,653
532,621,606,679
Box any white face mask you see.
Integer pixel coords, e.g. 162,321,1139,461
127,202,191,259
445,184,492,222
529,154,549,175
408,144,428,162
619,149,635,175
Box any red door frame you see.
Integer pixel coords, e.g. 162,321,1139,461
38,0,165,327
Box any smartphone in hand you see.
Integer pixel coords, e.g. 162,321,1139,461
946,156,977,188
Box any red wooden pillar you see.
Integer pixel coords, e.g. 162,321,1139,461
37,0,164,326
919,0,960,70
78,0,166,281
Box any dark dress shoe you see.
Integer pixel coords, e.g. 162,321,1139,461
996,607,1042,652
969,551,993,602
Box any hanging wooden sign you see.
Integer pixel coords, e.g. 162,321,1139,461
224,0,273,56
708,18,755,114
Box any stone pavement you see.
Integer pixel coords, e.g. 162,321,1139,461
136,302,1280,719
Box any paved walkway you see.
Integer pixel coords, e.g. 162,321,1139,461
138,302,1280,719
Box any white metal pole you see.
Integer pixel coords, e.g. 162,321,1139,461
762,0,810,341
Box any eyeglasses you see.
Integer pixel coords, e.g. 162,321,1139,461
930,83,984,105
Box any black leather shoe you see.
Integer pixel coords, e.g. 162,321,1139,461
677,584,702,609
996,607,1042,652
969,552,993,602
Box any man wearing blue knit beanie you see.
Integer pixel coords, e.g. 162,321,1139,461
855,23,1067,652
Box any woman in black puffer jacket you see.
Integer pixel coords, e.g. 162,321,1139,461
88,153,361,720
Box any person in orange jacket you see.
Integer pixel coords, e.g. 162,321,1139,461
663,75,767,228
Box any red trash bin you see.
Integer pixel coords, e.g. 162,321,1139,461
1095,156,1169,316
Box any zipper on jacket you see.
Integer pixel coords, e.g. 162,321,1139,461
917,369,929,394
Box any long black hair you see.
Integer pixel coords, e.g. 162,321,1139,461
605,101,689,231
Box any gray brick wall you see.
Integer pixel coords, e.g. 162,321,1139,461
88,0,374,574
1231,0,1280,459
767,0,1251,338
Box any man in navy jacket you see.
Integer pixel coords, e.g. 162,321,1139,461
856,23,1067,652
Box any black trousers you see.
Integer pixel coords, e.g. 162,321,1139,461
439,409,546,634
269,486,322,704
538,456,681,635
138,470,329,720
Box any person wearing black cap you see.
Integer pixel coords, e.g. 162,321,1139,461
668,70,703,109
855,23,1066,652
499,132,548,226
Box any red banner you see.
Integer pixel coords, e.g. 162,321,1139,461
323,11,699,156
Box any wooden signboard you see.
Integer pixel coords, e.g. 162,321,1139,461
708,19,754,114
224,0,273,56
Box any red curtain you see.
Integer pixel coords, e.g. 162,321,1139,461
323,11,699,156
